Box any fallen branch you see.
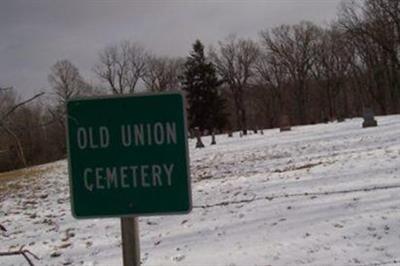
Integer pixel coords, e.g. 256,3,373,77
0,91,45,167
193,184,400,209
1,91,45,121
194,196,257,209
0,245,40,266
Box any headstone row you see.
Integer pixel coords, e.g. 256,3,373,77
193,108,377,148
362,107,378,128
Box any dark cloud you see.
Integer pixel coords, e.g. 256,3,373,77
0,0,341,97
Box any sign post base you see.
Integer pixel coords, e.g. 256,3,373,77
121,217,140,266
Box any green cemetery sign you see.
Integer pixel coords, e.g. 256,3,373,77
66,92,192,218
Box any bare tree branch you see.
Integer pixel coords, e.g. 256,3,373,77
94,41,147,95
0,246,40,266
0,92,45,121
211,36,259,135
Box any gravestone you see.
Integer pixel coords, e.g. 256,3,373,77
279,115,291,132
210,131,216,145
337,116,345,123
189,128,195,139
362,108,377,128
195,127,205,148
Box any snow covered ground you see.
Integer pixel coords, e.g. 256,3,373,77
1,115,400,266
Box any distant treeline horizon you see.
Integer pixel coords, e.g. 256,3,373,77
1,0,399,171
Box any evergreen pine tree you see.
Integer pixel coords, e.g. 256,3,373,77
181,40,227,133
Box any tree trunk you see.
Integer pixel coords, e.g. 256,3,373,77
0,124,27,168
238,89,247,135
295,83,307,125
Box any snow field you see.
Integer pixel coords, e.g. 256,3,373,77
1,115,400,265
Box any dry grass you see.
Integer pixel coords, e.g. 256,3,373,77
0,167,45,182
0,165,54,195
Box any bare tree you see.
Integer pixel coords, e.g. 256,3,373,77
339,0,400,113
94,40,147,95
0,89,45,167
211,36,259,135
312,25,354,120
48,60,86,105
48,59,92,139
260,21,321,124
255,49,289,123
143,55,183,92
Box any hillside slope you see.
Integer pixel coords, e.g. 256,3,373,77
1,116,400,266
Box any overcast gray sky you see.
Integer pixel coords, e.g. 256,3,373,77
0,0,342,98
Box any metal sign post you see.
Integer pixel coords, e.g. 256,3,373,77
121,217,140,266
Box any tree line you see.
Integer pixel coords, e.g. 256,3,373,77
1,0,399,171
